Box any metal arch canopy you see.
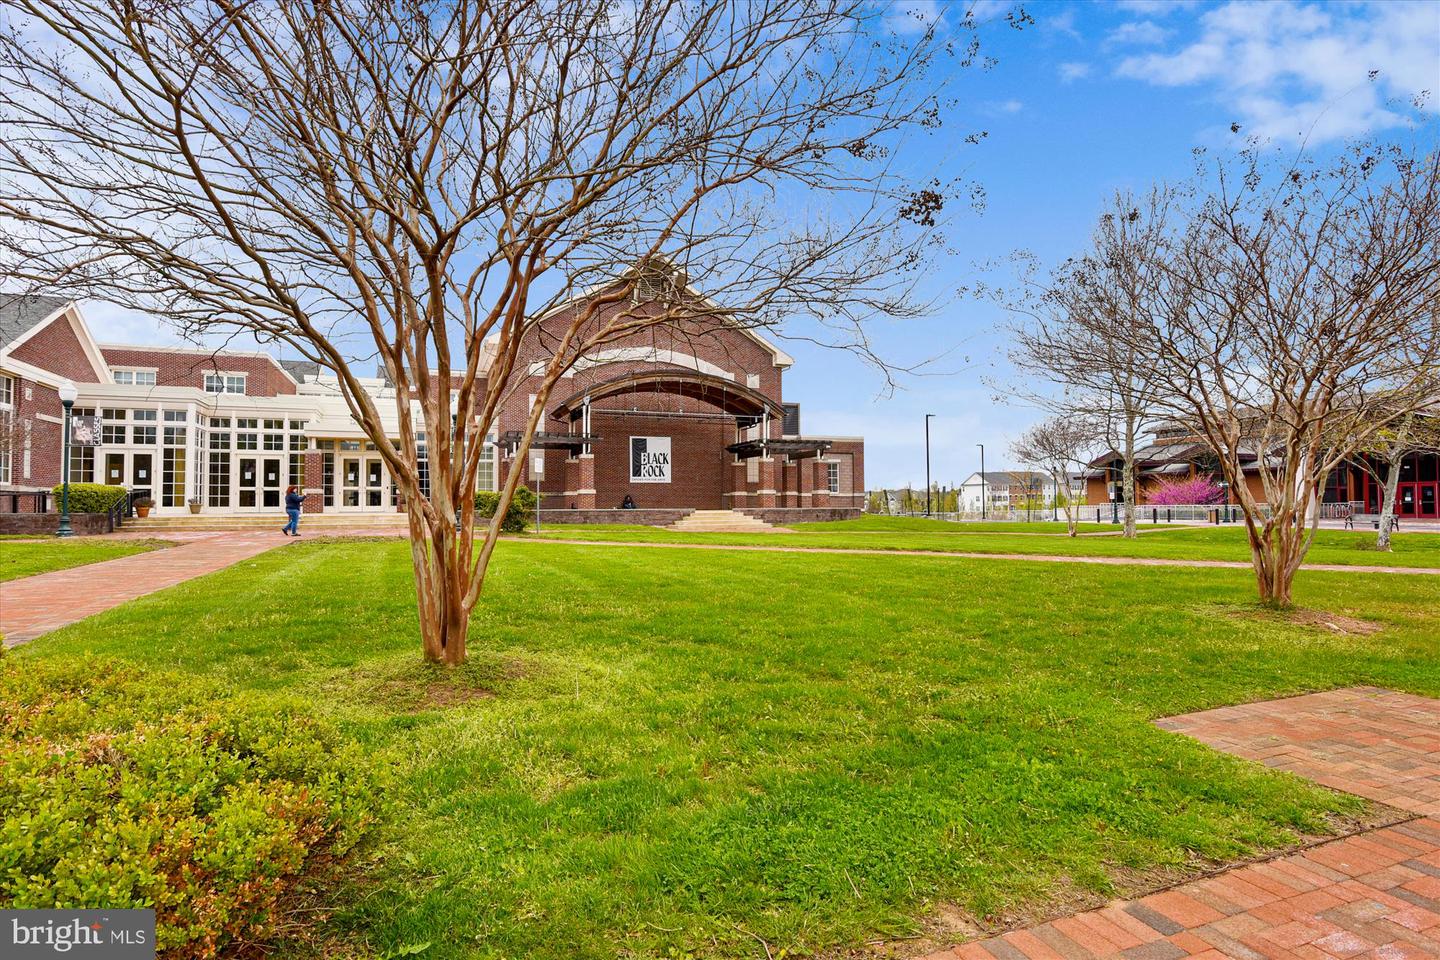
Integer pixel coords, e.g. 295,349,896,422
550,369,781,421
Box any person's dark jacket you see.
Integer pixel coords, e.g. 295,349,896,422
285,491,305,511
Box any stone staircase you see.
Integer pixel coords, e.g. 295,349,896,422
123,513,409,534
666,509,792,533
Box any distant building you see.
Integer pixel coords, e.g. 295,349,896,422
957,471,1058,514
1081,418,1439,519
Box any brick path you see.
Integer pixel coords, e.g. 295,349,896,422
922,689,1440,959
1157,689,1440,818
1,533,289,646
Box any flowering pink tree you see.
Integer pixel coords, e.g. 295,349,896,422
1146,474,1226,506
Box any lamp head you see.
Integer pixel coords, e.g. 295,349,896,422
58,380,78,405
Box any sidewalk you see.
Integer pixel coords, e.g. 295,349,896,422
1,532,290,646
922,688,1440,959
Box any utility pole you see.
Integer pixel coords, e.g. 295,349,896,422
924,413,934,516
977,443,986,521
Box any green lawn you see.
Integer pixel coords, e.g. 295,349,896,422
0,537,172,582
527,520,1440,568
16,537,1440,958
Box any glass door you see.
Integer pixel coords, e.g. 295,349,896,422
365,457,385,508
261,458,283,508
238,457,258,508
1421,484,1437,519
130,453,152,495
338,455,387,511
105,452,125,486
339,456,362,509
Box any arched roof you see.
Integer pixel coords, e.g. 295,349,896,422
551,369,780,421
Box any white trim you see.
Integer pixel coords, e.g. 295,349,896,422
529,347,735,380
35,413,62,424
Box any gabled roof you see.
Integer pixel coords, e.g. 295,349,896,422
0,294,71,350
524,260,796,370
0,296,110,384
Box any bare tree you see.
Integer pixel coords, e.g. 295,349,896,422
1010,415,1095,536
0,0,993,663
1349,403,1440,550
1001,188,1177,538
1136,141,1440,606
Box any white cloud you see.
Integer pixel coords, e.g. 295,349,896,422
1043,8,1082,40
1113,0,1201,15
984,99,1025,115
1115,0,1439,142
1058,62,1092,82
1106,21,1172,46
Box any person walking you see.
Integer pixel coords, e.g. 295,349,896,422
282,485,305,537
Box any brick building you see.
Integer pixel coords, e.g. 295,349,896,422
1081,419,1440,520
0,291,863,520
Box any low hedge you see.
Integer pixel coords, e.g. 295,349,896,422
50,482,128,514
0,656,377,959
475,485,537,533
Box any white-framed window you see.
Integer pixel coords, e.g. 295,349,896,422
112,368,157,387
827,461,839,494
0,374,12,485
204,372,247,395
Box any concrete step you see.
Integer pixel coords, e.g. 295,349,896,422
667,509,791,534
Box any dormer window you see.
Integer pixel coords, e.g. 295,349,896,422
112,368,157,386
205,372,247,395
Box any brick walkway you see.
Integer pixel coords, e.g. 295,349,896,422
0,533,289,646
1157,689,1440,818
922,689,1440,959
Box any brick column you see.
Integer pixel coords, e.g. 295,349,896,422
756,458,778,508
302,451,324,513
728,461,749,509
780,460,797,507
571,454,596,509
797,455,815,505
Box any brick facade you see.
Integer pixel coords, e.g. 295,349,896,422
494,295,862,514
100,347,297,396
8,315,103,384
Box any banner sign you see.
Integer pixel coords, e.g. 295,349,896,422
629,436,671,483
70,415,99,447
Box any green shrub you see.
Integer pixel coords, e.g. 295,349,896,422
475,485,537,532
49,482,127,514
0,656,377,959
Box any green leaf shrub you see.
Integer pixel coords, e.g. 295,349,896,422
474,485,536,533
0,657,377,959
49,483,128,514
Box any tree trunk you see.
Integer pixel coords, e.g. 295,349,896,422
410,506,473,666
1376,460,1401,551
1120,422,1138,539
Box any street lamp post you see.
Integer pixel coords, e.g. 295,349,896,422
977,443,986,521
57,380,78,538
924,413,934,516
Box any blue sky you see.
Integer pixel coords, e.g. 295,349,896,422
79,0,1439,488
